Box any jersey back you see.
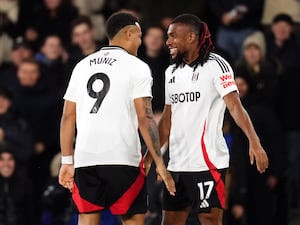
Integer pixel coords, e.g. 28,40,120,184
64,46,152,168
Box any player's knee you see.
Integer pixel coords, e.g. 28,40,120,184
162,212,189,225
78,212,101,225
198,211,222,225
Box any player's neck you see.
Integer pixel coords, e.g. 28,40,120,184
82,43,97,56
109,40,137,56
184,51,200,65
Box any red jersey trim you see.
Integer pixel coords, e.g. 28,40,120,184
201,120,226,208
72,183,104,212
109,159,145,214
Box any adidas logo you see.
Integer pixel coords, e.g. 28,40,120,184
199,199,209,208
168,76,175,84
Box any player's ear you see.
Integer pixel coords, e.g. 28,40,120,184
188,32,198,43
123,27,132,41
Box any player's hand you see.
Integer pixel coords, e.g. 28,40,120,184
143,150,153,176
249,144,269,173
156,164,176,196
59,164,74,193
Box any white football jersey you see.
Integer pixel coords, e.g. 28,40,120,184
165,53,238,172
64,46,152,168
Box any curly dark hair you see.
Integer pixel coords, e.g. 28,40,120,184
170,14,214,71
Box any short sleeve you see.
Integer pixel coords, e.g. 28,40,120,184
211,55,238,98
132,63,153,99
63,63,81,103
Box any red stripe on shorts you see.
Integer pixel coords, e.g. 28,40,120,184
200,120,225,208
72,182,104,212
109,159,145,214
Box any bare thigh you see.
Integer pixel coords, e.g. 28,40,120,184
161,207,191,225
198,207,223,225
121,213,145,225
78,212,101,225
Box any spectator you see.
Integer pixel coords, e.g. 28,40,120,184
0,142,35,225
8,58,58,222
208,0,264,62
23,0,79,48
65,15,105,84
227,74,283,225
262,0,300,27
0,0,19,66
266,13,300,222
0,0,19,35
235,31,282,113
0,36,33,85
72,0,106,41
0,88,34,175
138,25,169,114
35,34,67,97
10,58,57,152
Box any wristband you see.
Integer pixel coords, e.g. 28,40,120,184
61,155,73,164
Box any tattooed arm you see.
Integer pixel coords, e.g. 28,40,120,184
143,104,171,173
134,97,175,195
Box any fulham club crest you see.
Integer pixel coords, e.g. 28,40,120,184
192,71,199,82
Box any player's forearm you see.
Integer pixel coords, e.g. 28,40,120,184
225,93,260,145
158,105,171,146
230,105,260,144
139,118,164,165
60,114,76,156
158,120,170,147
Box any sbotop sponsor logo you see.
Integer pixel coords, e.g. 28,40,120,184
170,91,201,104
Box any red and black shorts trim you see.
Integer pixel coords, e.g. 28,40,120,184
72,164,146,215
162,168,227,213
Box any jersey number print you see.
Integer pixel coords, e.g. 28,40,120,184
197,181,214,208
87,73,110,113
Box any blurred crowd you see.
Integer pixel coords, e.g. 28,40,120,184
0,0,300,225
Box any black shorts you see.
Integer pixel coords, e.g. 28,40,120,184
72,165,147,215
162,169,227,213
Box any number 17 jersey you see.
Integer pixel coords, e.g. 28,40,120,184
64,46,153,168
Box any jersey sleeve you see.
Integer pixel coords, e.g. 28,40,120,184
132,62,153,99
63,63,81,103
211,55,238,98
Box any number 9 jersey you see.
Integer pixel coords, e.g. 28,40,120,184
64,46,153,168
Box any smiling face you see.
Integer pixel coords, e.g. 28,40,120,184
0,152,16,178
166,23,191,60
72,23,95,51
42,35,63,60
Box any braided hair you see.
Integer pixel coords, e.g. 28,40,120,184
170,14,214,72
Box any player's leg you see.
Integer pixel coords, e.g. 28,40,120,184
121,213,145,225
72,167,106,225
107,165,147,225
161,172,193,225
198,207,223,225
195,169,227,225
78,212,101,225
161,207,191,225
